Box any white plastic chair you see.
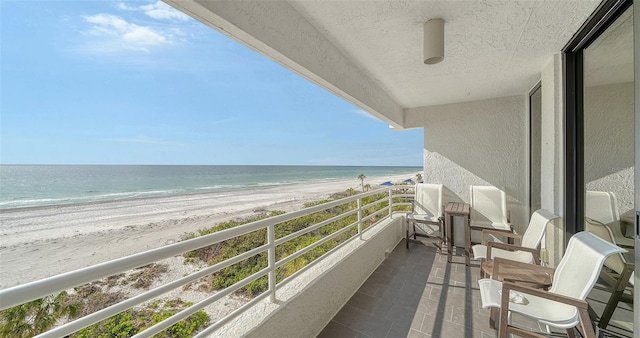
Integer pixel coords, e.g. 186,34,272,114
406,183,443,249
478,232,626,338
585,190,634,248
585,217,634,329
472,209,559,264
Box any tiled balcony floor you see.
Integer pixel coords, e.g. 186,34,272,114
317,239,634,338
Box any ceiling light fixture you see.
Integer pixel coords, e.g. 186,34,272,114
423,18,444,64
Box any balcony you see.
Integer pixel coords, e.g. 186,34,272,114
319,239,635,338
0,187,634,337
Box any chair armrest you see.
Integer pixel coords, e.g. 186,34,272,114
499,281,595,338
487,242,540,264
481,229,523,245
501,281,588,310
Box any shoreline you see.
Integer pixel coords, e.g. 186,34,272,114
0,173,416,289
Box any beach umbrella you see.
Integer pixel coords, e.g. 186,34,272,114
380,181,394,186
403,178,414,184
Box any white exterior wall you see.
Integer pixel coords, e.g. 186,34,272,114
584,82,635,216
212,216,404,338
405,96,528,244
540,54,565,267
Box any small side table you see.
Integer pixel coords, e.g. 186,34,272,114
444,202,470,265
481,260,553,289
481,258,554,329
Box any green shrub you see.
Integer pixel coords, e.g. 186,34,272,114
0,292,80,338
73,299,209,338
182,189,393,297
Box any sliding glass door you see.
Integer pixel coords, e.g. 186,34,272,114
564,0,635,334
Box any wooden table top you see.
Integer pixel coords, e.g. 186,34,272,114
444,202,470,215
482,260,553,289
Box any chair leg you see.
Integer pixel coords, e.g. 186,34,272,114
498,294,510,338
489,307,497,329
577,305,596,338
406,219,410,249
598,265,633,329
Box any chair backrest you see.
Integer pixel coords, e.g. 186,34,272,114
520,209,560,249
469,185,508,225
414,183,443,217
584,218,628,275
550,232,626,300
585,191,620,226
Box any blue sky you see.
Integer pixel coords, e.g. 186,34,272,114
1,1,423,166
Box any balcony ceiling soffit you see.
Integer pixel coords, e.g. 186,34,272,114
287,0,601,109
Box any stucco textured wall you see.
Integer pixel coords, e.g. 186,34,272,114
407,95,528,242
211,216,403,338
584,81,635,216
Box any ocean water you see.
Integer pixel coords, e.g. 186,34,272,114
0,165,420,210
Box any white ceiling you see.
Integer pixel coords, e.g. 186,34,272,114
287,0,600,108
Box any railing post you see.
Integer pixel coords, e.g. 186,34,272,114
267,224,276,302
357,197,363,240
388,188,393,217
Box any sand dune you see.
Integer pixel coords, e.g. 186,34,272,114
0,173,414,289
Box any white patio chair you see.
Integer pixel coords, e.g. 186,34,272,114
406,183,443,250
469,185,513,245
472,209,559,265
478,232,626,338
585,190,634,248
585,217,634,329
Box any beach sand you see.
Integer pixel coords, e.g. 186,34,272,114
0,173,414,289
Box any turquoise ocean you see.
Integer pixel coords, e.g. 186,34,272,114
0,165,420,210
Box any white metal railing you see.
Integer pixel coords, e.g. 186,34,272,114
0,186,414,337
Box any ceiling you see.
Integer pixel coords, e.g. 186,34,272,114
288,0,600,107
166,0,602,127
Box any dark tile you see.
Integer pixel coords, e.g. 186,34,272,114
348,313,393,338
317,321,360,338
369,271,394,285
333,304,367,327
359,279,385,297
347,291,379,311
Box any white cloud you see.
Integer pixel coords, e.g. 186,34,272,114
117,1,190,21
83,14,168,53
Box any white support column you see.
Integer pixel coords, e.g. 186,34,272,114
267,224,276,302
357,198,362,240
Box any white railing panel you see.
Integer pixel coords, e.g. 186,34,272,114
0,186,413,337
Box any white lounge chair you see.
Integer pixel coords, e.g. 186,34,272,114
478,232,626,338
472,209,559,265
585,190,634,248
406,183,443,250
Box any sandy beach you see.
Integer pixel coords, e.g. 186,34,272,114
0,173,414,289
